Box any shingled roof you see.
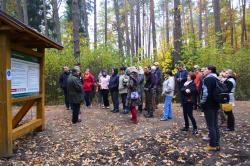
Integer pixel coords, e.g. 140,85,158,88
0,10,63,50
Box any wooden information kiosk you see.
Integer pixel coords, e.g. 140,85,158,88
0,11,63,157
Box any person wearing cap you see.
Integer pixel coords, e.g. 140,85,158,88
126,67,140,123
119,67,129,113
154,62,163,109
176,64,188,106
67,67,83,124
194,65,202,110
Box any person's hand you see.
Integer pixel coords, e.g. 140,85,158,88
185,89,191,93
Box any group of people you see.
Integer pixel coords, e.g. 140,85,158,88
59,62,237,152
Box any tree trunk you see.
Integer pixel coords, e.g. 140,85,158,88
150,0,157,60
142,1,145,58
1,0,7,11
188,0,195,35
198,0,203,42
212,0,223,48
241,0,247,47
104,0,108,44
114,0,124,55
138,3,141,59
94,0,97,49
124,0,130,57
22,0,28,24
52,0,62,44
43,0,48,36
204,1,209,46
135,2,140,57
165,0,169,44
82,0,89,39
229,0,234,48
130,3,135,58
173,0,182,64
72,0,80,62
16,0,23,22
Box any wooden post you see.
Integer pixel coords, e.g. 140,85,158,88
36,48,45,131
0,32,13,157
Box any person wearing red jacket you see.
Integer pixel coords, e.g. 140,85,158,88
194,65,202,110
82,68,95,108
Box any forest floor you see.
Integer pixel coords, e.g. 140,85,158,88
1,101,250,166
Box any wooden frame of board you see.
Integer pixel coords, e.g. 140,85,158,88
0,11,63,157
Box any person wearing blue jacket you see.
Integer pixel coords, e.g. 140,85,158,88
109,68,119,113
176,64,188,105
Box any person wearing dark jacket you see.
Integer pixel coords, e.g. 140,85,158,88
144,66,155,118
180,72,198,134
59,66,70,110
109,68,119,113
154,62,163,109
223,69,236,131
67,67,83,124
176,64,188,105
201,65,220,151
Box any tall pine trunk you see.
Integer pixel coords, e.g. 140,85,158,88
204,1,209,46
52,0,62,44
173,0,182,64
72,0,80,62
229,0,234,48
165,0,169,44
198,0,203,42
43,0,48,36
114,0,124,55
241,0,247,47
94,0,97,49
124,0,130,57
188,0,195,35
130,3,135,58
104,0,108,44
22,0,28,24
150,0,157,60
16,0,23,22
212,0,223,48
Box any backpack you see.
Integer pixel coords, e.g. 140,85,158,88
213,79,230,104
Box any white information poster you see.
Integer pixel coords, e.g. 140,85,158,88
11,51,40,97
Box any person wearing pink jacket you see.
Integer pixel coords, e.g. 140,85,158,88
99,70,110,109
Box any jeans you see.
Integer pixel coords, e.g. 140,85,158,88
224,111,235,130
155,87,161,107
204,109,220,147
163,96,172,119
183,102,197,129
121,93,128,110
111,90,119,111
63,88,70,109
84,91,92,107
194,91,200,110
101,89,109,107
71,103,80,123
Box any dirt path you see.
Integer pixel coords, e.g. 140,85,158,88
1,101,250,165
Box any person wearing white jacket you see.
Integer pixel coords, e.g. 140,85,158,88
161,70,175,121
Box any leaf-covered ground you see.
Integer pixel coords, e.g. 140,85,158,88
1,101,250,165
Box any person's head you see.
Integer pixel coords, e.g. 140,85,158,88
144,65,151,73
178,64,184,71
194,65,200,72
112,68,118,75
166,70,173,77
225,69,233,78
85,68,90,74
102,69,107,76
187,72,196,81
120,67,126,75
154,62,159,67
204,65,216,76
63,66,69,72
72,67,80,76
